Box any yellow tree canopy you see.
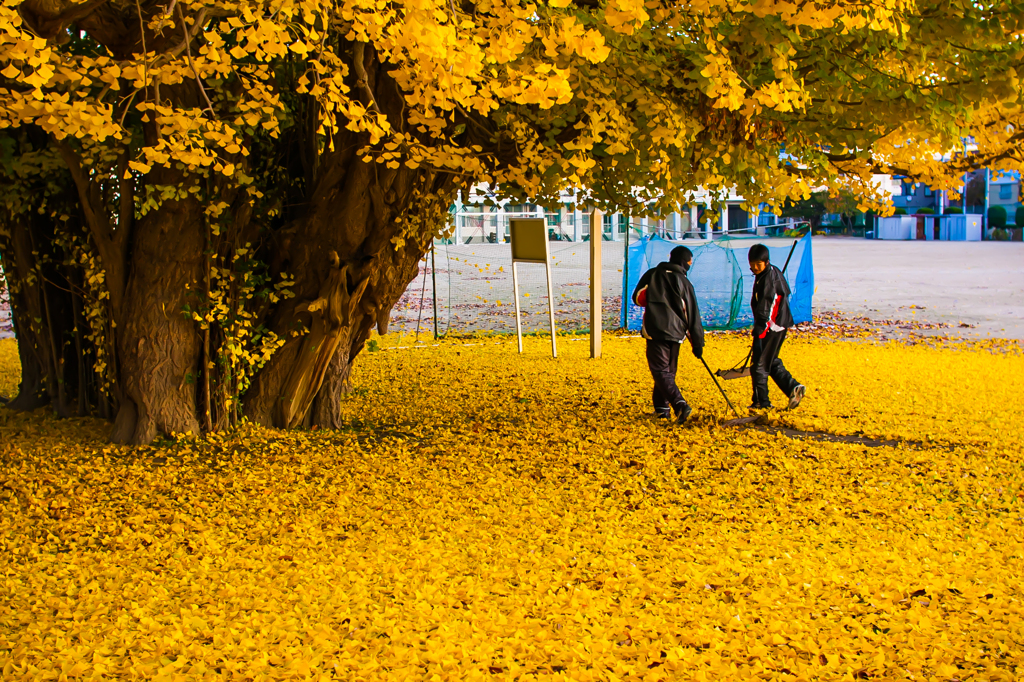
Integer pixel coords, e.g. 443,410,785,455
3,0,1021,218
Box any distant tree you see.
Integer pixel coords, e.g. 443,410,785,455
822,191,862,229
781,193,827,229
989,206,1008,228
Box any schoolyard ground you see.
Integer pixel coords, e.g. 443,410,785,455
387,237,1024,339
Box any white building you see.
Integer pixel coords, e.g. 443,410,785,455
451,177,899,244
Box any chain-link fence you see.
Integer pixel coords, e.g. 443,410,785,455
390,240,625,337
391,217,815,338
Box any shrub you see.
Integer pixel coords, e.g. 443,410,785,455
1016,205,1024,227
893,207,907,215
988,205,1008,228
917,207,935,215
945,207,963,214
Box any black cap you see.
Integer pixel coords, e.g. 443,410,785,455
670,246,693,265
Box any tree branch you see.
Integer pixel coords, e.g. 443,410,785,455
159,7,209,62
177,3,214,115
55,137,107,240
351,42,381,113
55,137,128,313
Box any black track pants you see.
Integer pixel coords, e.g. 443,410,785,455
646,340,688,414
751,329,799,406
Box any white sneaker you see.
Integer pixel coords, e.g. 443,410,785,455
788,385,806,410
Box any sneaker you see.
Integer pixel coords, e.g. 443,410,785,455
748,402,773,410
788,385,806,410
675,403,693,424
655,409,672,420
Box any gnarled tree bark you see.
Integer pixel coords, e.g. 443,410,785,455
110,189,205,444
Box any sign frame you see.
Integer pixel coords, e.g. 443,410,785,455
509,218,557,357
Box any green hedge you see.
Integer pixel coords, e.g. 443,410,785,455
1016,206,1024,228
917,208,935,215
989,205,1008,228
893,208,907,215
944,207,963,214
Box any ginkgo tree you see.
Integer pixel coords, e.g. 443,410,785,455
0,0,1021,443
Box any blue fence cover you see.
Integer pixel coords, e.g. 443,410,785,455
622,234,814,331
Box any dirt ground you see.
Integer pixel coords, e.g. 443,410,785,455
810,238,1024,339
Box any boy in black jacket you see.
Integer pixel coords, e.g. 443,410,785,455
631,246,705,423
748,243,805,410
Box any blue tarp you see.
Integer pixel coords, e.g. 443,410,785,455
621,234,814,331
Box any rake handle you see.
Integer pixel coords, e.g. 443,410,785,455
781,239,798,274
700,357,742,418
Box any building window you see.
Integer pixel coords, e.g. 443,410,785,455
923,186,934,197
505,203,537,215
901,181,915,197
999,184,1012,200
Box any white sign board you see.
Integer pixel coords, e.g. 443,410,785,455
509,219,556,357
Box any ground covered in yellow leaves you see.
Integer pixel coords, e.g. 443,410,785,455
1,333,1023,681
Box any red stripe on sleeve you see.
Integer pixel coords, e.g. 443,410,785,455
759,294,781,339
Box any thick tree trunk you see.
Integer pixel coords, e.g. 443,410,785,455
242,215,430,427
243,148,448,428
243,44,452,430
1,216,50,411
110,194,205,444
0,213,83,414
310,319,374,429
6,294,50,412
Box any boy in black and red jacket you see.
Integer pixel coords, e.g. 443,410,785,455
631,246,705,424
748,243,805,410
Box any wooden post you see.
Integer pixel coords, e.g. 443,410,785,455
589,208,602,359
512,262,523,353
622,215,630,331
431,242,439,339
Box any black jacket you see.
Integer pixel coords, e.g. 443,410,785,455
631,262,705,351
751,264,794,338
